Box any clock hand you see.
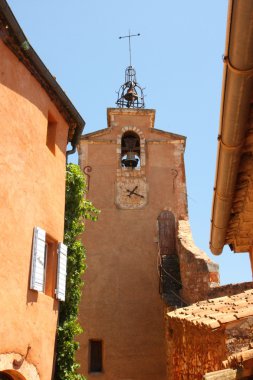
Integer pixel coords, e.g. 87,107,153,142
126,187,144,198
132,191,144,198
126,185,138,197
131,185,138,193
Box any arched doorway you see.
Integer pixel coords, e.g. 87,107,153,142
0,373,14,380
0,371,26,380
0,353,39,380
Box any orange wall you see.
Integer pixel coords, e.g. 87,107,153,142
77,109,187,379
0,40,69,380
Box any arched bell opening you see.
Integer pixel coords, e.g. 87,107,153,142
121,131,140,168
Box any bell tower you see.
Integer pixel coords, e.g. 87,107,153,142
77,62,188,379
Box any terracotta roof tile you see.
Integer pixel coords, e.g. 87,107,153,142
167,289,253,329
234,306,253,319
216,314,237,324
198,318,221,328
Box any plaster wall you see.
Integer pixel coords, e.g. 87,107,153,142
0,40,69,380
77,109,187,379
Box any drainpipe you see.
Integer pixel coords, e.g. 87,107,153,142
210,0,253,254
66,122,85,161
66,144,76,157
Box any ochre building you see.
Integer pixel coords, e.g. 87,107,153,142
0,1,84,379
77,66,220,379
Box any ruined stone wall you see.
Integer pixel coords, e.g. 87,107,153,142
209,282,253,299
166,318,226,380
225,317,253,356
177,220,220,304
165,217,253,380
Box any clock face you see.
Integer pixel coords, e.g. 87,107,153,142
115,178,147,209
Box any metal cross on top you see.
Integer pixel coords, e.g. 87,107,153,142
119,30,140,67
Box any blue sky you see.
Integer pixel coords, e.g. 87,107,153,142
7,0,252,284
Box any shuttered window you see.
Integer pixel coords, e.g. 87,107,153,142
30,227,46,292
30,228,67,301
44,238,57,297
55,242,68,301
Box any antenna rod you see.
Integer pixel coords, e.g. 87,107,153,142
119,31,140,67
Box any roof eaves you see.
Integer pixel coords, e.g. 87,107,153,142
80,128,111,140
151,127,186,141
210,0,253,254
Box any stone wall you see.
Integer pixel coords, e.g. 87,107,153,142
166,315,253,380
166,318,226,380
165,221,253,379
177,220,220,304
208,281,253,299
225,317,253,356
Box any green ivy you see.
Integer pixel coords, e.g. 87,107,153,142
55,163,99,380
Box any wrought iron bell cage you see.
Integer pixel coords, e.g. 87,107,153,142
116,66,145,109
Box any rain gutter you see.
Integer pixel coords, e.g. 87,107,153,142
210,0,253,254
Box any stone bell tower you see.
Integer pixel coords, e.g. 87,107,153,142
77,64,188,379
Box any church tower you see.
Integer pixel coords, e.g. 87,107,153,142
77,63,188,379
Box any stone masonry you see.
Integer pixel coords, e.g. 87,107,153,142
176,219,220,304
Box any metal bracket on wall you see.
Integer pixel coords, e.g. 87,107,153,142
13,345,31,368
171,169,178,192
83,166,92,190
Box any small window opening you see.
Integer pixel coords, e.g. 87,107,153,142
89,340,103,373
44,235,57,297
46,113,57,154
121,131,140,168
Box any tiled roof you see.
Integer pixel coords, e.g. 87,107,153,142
167,289,253,329
223,348,253,368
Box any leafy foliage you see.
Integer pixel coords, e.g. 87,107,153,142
55,163,99,380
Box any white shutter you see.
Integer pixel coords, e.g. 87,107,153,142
56,242,68,301
30,227,46,292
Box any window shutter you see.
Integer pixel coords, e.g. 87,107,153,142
56,242,68,301
30,227,46,292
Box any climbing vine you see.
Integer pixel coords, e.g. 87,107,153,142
55,163,99,380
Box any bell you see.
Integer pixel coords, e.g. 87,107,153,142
123,84,138,103
122,151,139,168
